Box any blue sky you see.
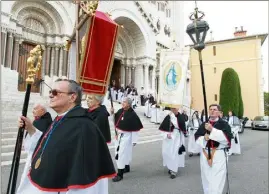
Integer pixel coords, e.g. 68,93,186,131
183,1,268,92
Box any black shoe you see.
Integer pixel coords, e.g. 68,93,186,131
170,172,176,179
112,175,123,182
168,170,171,175
124,165,130,173
189,153,193,157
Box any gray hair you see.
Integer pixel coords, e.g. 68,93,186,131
123,97,133,106
33,103,47,112
55,78,82,105
93,95,104,104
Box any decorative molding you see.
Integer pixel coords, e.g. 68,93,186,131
134,1,159,35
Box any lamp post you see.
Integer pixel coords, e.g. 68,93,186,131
186,3,211,159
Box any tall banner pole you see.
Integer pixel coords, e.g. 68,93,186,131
6,45,43,194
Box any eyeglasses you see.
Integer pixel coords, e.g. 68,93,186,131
49,89,75,96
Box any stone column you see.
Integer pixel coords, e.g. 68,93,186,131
125,66,129,86
45,46,51,76
41,46,47,77
50,46,55,77
151,66,156,92
135,64,144,92
62,49,68,76
53,46,60,76
120,64,125,86
1,31,7,66
58,46,64,77
144,64,149,93
5,32,14,68
11,37,20,71
131,67,136,87
128,66,132,85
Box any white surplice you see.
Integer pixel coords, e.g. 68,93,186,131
161,114,185,173
196,127,229,194
17,129,109,194
114,129,139,169
228,116,241,155
150,105,163,124
144,100,152,118
187,119,201,154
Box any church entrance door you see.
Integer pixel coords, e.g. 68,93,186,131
110,59,121,89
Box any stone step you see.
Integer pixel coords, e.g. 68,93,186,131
1,127,159,145
1,151,27,162
2,145,17,153
2,132,18,139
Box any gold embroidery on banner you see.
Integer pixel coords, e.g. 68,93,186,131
79,14,96,88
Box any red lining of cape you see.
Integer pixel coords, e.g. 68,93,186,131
116,128,142,132
27,172,117,192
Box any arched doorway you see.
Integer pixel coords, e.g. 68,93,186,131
11,1,66,93
109,16,149,91
110,59,122,88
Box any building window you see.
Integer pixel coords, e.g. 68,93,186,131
214,67,216,73
213,46,216,56
215,94,218,101
166,9,171,17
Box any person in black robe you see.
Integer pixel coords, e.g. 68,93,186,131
194,104,233,194
110,97,143,182
86,94,112,143
17,79,116,194
182,110,189,122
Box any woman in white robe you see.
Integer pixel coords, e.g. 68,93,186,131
227,110,241,155
187,111,202,157
158,107,187,179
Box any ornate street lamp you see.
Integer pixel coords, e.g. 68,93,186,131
186,2,212,159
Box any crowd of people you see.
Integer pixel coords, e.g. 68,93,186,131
15,79,243,194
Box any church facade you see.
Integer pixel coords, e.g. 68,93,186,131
1,1,187,97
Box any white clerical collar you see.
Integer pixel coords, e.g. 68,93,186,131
209,117,219,122
58,110,69,117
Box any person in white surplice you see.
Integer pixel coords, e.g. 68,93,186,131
158,106,188,179
227,110,241,155
187,111,202,157
195,104,233,194
110,97,143,182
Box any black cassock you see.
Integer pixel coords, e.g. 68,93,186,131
33,112,53,133
114,108,143,132
194,118,233,149
87,105,111,143
29,106,116,191
25,112,53,138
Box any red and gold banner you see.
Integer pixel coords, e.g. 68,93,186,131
79,11,119,95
